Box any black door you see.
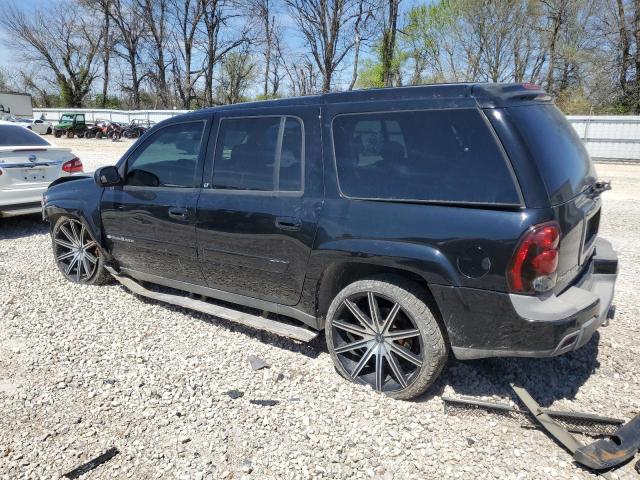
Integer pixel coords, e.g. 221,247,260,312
101,118,210,285
196,107,323,306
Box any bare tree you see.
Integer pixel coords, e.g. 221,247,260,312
0,2,102,107
109,0,148,108
169,0,205,109
348,0,377,90
216,47,256,104
284,0,364,92
139,0,171,107
201,0,248,106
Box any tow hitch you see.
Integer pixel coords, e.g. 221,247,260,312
443,384,640,477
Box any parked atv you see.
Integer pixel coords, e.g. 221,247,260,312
53,113,88,138
122,119,154,139
84,119,110,139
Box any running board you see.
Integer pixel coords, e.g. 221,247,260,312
110,272,318,342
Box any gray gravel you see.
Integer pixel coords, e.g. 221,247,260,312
0,161,639,480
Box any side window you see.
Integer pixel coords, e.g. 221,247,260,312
77,114,85,123
333,109,520,204
125,122,204,188
213,116,303,192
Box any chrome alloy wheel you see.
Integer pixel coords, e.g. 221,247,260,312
330,291,424,393
53,218,100,282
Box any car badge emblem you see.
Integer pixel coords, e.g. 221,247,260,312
29,154,37,163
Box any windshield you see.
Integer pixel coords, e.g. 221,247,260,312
507,104,596,205
60,114,74,122
0,125,51,146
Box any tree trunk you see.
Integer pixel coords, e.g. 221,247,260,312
617,0,630,93
101,1,110,108
381,0,400,87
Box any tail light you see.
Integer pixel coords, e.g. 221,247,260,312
508,222,560,294
62,157,83,173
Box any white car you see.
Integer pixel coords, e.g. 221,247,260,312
0,121,83,217
15,117,54,135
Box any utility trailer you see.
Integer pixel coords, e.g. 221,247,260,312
0,91,33,119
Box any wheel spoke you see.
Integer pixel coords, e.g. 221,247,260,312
385,328,421,341
84,251,98,264
350,343,376,379
388,342,423,368
56,250,76,262
80,224,86,244
55,237,75,250
59,225,78,246
76,256,83,281
385,349,408,388
69,221,81,245
380,302,401,334
65,255,78,275
81,256,92,279
334,337,372,354
367,292,382,331
374,349,384,391
84,240,97,250
332,320,373,338
344,299,375,332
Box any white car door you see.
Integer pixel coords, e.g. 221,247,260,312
32,120,48,135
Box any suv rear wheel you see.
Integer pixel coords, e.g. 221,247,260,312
51,216,111,285
325,276,447,400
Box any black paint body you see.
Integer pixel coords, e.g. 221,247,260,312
43,83,618,358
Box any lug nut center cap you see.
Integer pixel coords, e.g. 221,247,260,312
375,334,384,343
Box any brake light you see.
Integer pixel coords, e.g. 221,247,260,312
508,222,560,293
62,157,83,173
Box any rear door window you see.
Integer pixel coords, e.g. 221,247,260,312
213,116,303,192
505,105,596,205
332,109,520,204
0,125,51,146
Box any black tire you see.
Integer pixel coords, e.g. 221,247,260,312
46,127,52,135
51,216,111,285
66,129,74,139
96,131,103,139
85,130,95,139
54,130,62,138
325,276,447,400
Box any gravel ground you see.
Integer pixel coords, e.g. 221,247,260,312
0,158,639,480
45,136,136,172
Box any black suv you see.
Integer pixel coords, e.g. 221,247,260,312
43,84,617,400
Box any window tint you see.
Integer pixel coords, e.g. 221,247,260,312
213,116,303,191
506,105,596,205
0,125,50,147
126,122,204,188
333,109,520,204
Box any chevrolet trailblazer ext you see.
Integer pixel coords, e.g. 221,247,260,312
43,84,617,399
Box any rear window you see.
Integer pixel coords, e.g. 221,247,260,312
332,109,520,204
507,105,596,204
0,125,51,147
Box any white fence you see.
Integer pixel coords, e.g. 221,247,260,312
33,108,189,125
32,108,640,162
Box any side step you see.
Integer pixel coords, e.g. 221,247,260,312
111,273,319,342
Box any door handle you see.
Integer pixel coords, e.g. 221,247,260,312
275,216,301,231
168,207,189,220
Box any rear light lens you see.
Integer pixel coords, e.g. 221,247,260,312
508,222,560,294
62,157,83,173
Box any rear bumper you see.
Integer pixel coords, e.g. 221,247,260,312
0,185,47,217
432,237,618,360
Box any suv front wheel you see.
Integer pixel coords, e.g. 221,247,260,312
51,216,111,285
325,276,447,400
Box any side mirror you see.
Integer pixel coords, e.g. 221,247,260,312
94,165,121,187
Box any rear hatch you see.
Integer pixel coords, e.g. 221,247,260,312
505,104,600,292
